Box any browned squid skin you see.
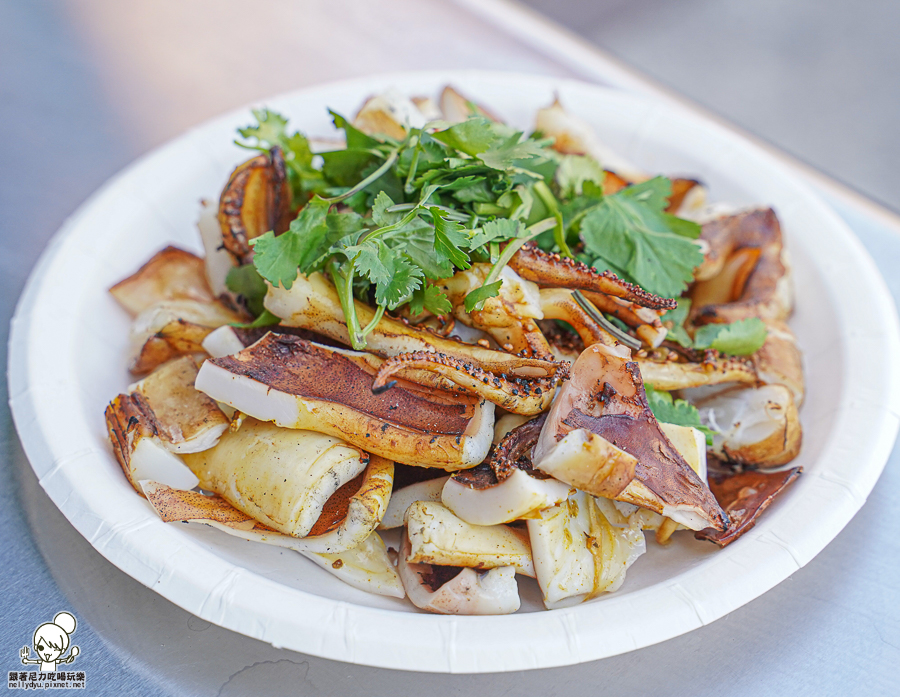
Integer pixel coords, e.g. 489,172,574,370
509,244,677,311
691,208,791,324
535,342,730,531
487,413,548,481
695,466,802,547
371,351,566,416
218,146,292,265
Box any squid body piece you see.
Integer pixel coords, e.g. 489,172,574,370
180,417,396,555
528,490,646,609
109,246,214,316
141,481,403,597
195,333,495,470
378,477,448,529
690,384,801,468
533,342,728,531
398,532,519,615
105,356,228,493
404,501,534,577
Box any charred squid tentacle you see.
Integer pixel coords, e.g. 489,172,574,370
371,352,567,416
510,243,677,311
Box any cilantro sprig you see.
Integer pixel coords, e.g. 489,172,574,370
231,106,711,350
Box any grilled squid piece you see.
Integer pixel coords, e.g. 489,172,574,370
695,466,802,547
379,476,448,529
533,342,728,531
218,146,292,265
404,501,534,577
752,320,805,406
128,299,244,374
195,333,495,470
437,265,553,359
181,416,375,540
510,244,677,312
141,481,404,597
689,384,802,468
691,208,792,323
197,199,237,298
441,415,571,526
397,532,519,615
528,490,646,609
265,272,564,380
352,89,429,140
105,356,228,493
370,351,559,416
635,354,758,391
538,287,666,349
439,85,501,124
535,99,646,183
110,246,215,316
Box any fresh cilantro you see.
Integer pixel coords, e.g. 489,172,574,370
580,177,704,298
556,155,605,199
431,117,499,156
251,196,331,288
464,280,503,313
409,283,453,317
431,208,471,270
645,385,716,446
693,318,768,356
479,133,547,171
662,299,693,348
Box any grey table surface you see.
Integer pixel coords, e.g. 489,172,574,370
2,2,899,695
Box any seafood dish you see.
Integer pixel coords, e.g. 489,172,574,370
104,85,803,614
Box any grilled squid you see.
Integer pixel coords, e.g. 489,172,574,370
105,356,228,493
436,264,552,359
527,490,646,609
533,342,729,532
218,146,292,265
141,481,404,597
691,208,792,324
194,333,495,470
110,246,215,316
265,272,564,380
441,414,571,526
397,532,519,615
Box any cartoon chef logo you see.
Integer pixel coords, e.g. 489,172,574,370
19,612,80,671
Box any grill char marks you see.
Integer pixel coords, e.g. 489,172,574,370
208,334,473,436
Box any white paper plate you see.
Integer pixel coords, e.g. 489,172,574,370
9,71,900,673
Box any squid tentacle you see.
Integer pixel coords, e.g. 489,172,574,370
371,352,567,416
510,243,677,311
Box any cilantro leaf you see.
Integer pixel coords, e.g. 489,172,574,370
645,385,716,446
409,284,452,316
252,196,330,288
661,299,693,348
464,280,503,313
373,252,422,309
237,108,289,148
479,133,547,171
372,191,402,226
556,154,606,199
225,264,267,317
580,177,704,298
432,117,499,157
468,218,525,249
431,207,471,270
693,318,768,356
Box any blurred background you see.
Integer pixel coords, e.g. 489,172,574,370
2,1,898,695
